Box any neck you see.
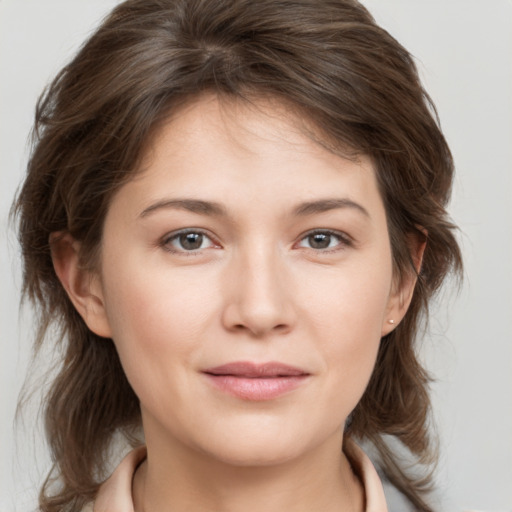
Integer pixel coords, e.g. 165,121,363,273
133,426,364,512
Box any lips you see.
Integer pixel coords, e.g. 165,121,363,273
202,361,310,401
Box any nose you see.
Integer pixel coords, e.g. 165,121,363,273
221,245,296,338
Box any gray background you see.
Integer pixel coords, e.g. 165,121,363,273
1,1,511,510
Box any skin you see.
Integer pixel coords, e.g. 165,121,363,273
53,95,420,512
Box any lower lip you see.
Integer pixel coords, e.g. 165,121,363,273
204,374,308,401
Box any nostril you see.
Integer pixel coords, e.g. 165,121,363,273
221,297,295,337
230,322,290,337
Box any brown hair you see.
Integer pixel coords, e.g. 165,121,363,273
13,0,462,510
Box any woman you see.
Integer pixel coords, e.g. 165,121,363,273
13,0,462,511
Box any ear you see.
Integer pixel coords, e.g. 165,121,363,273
50,232,112,338
381,232,427,337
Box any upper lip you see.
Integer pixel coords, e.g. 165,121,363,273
203,361,309,378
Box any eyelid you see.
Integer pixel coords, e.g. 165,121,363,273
294,229,354,252
159,227,353,256
160,228,221,255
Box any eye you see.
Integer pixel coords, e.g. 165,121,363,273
161,229,218,254
296,230,351,251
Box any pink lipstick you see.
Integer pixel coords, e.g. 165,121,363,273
202,361,309,401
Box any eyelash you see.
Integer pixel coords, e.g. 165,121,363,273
160,228,219,256
296,229,353,253
160,228,353,255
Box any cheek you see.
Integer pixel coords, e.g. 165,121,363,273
103,254,214,344
99,259,220,399
301,257,392,406
303,257,392,341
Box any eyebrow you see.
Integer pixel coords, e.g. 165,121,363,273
139,197,369,219
140,199,227,218
293,198,369,218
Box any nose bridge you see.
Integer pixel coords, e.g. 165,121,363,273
223,237,294,336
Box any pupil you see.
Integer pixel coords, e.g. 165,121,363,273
180,233,202,250
310,233,330,249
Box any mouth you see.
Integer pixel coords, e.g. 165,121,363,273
202,361,310,401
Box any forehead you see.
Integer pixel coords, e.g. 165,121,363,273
112,94,384,220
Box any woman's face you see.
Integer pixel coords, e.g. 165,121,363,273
84,95,405,465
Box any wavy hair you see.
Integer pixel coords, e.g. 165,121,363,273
13,0,462,510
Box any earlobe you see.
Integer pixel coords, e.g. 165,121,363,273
381,233,427,337
50,232,112,338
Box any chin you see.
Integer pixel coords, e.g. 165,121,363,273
201,437,307,468
189,416,334,468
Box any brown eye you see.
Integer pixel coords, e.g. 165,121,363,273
308,233,331,249
297,230,350,251
163,230,216,253
179,232,204,250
